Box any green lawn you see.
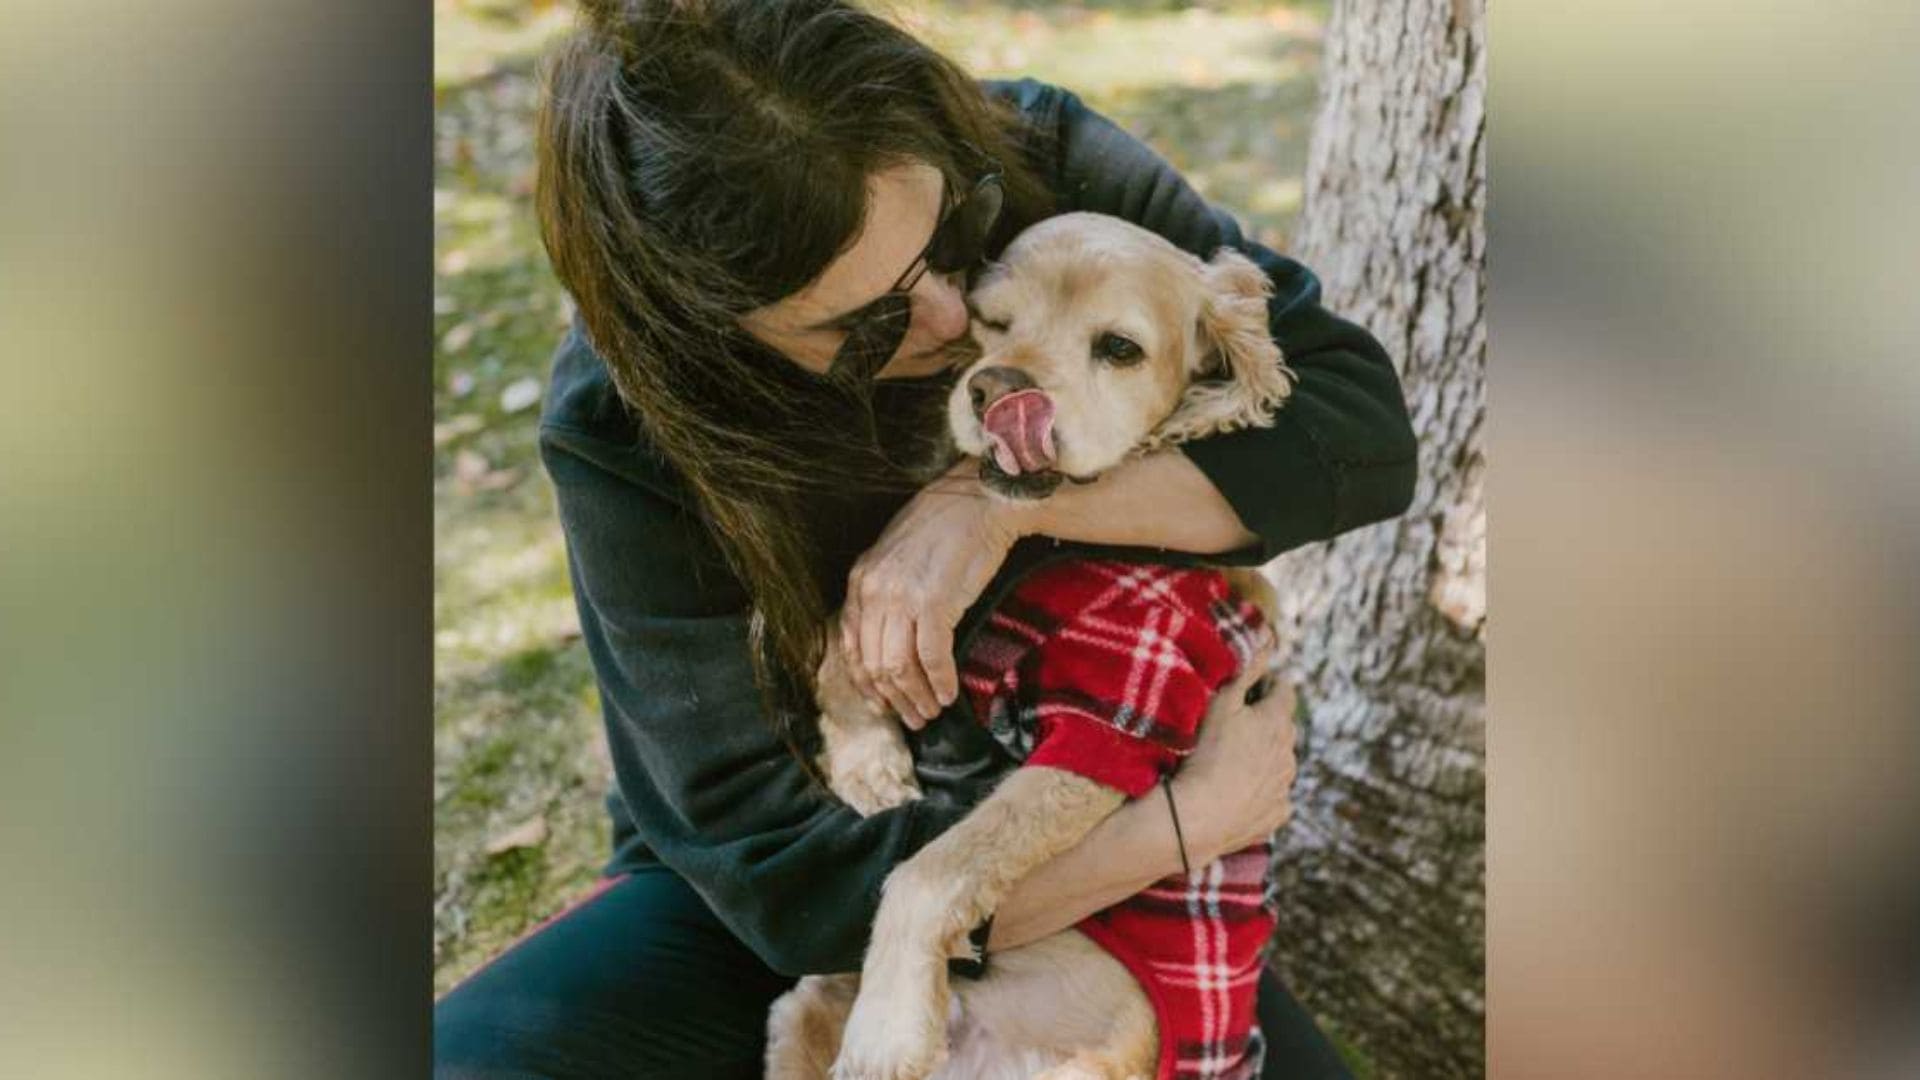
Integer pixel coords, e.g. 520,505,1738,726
433,0,1327,999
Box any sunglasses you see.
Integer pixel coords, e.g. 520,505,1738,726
827,166,1005,385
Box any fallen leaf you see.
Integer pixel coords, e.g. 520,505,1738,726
500,376,542,413
454,449,490,484
452,448,520,494
443,321,477,352
434,413,484,446
484,816,548,856
475,467,522,492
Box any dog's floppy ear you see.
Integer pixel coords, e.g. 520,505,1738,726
1145,248,1296,450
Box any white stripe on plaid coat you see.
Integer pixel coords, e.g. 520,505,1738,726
959,560,1279,1080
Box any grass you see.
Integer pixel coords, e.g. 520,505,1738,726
432,0,1328,1002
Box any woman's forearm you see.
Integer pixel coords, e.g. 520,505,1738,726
1006,450,1257,555
986,775,1206,951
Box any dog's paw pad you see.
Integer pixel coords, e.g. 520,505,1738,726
833,763,922,817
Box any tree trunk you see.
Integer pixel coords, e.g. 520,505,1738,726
1268,0,1486,1075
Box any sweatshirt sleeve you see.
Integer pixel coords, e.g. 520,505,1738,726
1046,86,1419,560
537,418,968,977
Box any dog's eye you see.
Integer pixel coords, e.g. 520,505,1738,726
973,314,1010,334
1093,332,1145,367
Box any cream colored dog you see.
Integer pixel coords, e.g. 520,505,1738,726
767,213,1295,1080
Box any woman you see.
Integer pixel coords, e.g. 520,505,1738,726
435,2,1417,1077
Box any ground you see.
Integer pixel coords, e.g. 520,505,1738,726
433,0,1335,1033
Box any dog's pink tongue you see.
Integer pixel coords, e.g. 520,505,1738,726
980,389,1057,475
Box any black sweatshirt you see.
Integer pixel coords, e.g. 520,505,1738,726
536,79,1418,977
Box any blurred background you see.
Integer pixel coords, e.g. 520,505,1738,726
432,0,1331,998
1488,3,1920,1075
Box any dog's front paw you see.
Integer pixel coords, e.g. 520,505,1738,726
817,706,922,817
831,988,947,1080
829,750,922,817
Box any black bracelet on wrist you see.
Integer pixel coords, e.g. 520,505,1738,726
1160,773,1193,879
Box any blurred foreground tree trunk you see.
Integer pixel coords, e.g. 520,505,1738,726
1269,0,1486,1075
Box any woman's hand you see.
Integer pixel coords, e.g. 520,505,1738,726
841,460,1031,728
1175,629,1300,861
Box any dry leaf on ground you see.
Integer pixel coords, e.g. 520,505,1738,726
484,816,548,856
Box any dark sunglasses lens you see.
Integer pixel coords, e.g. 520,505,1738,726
926,176,1003,273
831,294,911,381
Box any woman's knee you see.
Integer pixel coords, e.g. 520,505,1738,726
434,986,580,1078
433,870,792,1078
436,976,773,1079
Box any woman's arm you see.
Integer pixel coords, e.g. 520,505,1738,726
1003,448,1257,556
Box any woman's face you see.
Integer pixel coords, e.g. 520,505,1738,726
742,162,972,381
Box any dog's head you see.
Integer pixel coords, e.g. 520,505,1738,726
948,213,1295,500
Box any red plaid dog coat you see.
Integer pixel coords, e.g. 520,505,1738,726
959,559,1278,1080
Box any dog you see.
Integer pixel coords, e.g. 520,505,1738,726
767,212,1296,1080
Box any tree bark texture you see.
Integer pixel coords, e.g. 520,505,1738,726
1269,0,1486,1076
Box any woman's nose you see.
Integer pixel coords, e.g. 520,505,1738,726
912,270,971,347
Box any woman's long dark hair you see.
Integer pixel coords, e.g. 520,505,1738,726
536,0,1053,770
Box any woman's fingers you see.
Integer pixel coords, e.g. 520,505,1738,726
1258,679,1299,753
879,611,941,728
840,590,861,666
839,575,878,704
838,465,1015,724
1208,628,1280,722
917,613,959,709
1251,678,1300,830
1184,630,1300,849
846,563,952,726
861,607,930,728
857,593,891,712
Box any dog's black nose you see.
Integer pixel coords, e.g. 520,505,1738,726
967,366,1036,415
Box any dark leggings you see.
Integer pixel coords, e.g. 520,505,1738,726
435,865,1352,1080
